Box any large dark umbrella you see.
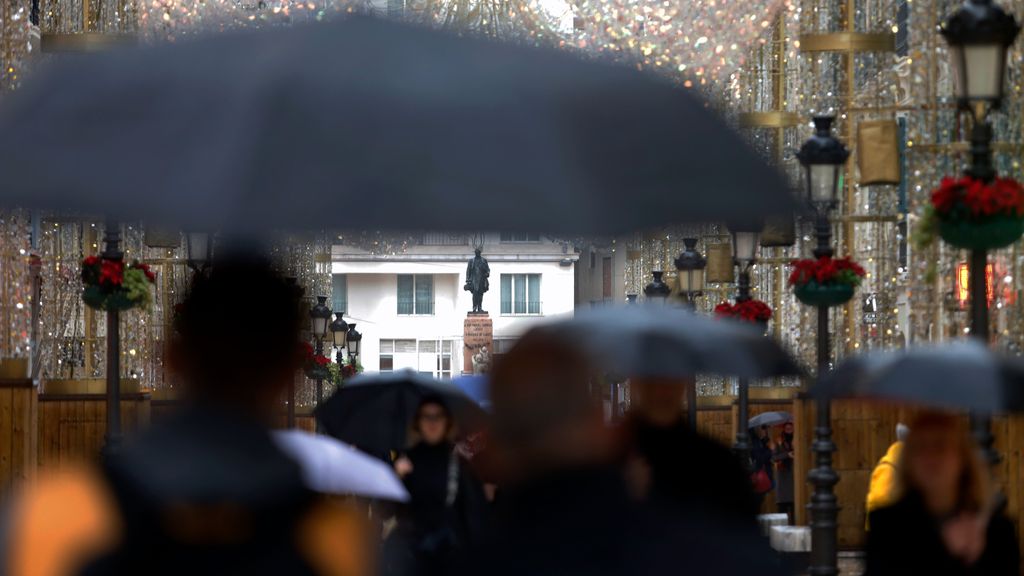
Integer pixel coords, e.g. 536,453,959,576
747,411,792,429
0,16,795,234
812,340,1024,413
545,305,802,379
316,369,487,459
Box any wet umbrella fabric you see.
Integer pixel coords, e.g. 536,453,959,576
271,429,409,502
812,339,1024,413
316,370,487,459
546,305,802,380
0,16,795,234
453,375,490,410
747,411,792,429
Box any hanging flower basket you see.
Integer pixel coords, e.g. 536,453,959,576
301,342,333,380
922,176,1024,251
793,281,856,307
789,257,865,308
714,299,772,327
81,256,156,311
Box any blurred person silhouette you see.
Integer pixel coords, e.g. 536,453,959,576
3,253,373,576
620,377,759,522
387,396,488,576
865,422,909,530
476,330,783,576
749,425,775,510
866,412,1018,576
773,422,795,523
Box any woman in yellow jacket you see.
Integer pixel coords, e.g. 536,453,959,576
865,423,908,529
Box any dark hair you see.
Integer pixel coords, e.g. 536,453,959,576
173,254,302,402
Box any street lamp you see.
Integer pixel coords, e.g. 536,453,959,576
797,115,849,576
728,224,761,470
941,0,1020,110
185,232,212,274
309,296,332,412
346,323,362,360
643,271,671,305
940,0,1018,465
674,238,706,309
330,313,349,366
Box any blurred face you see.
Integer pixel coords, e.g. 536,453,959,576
630,378,688,426
906,426,963,506
756,426,768,439
417,403,450,445
783,423,794,435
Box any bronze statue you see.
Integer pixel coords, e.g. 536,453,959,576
464,248,490,314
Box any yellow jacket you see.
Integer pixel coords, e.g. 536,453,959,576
865,441,903,529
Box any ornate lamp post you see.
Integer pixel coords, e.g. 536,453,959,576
941,0,1019,463
346,323,362,362
729,225,761,469
674,238,707,310
797,116,849,576
185,232,212,274
309,296,332,411
330,313,349,366
626,294,639,305
643,271,671,305
101,218,123,457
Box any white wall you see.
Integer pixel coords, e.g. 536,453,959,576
332,245,576,373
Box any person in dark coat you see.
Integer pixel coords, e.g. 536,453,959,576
748,425,775,509
773,422,796,523
391,396,488,576
867,412,1019,576
476,330,784,576
2,255,373,576
619,376,760,522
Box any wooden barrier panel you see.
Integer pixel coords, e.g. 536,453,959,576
37,393,151,472
0,379,37,496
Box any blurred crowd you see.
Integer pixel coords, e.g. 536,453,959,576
0,257,1018,576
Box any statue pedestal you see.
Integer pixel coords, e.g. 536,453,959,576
463,313,494,375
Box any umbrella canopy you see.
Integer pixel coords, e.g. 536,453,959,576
316,369,487,458
747,411,792,429
812,340,1024,413
453,375,491,410
0,16,796,234
271,429,409,501
545,305,802,380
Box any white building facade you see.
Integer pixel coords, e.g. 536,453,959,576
331,233,577,377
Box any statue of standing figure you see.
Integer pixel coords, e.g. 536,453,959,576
464,248,490,314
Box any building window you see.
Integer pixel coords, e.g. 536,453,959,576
397,274,434,315
421,233,468,246
331,274,347,315
380,338,453,378
500,232,540,243
500,274,541,315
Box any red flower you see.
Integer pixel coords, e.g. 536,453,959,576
300,342,314,358
714,302,735,317
930,175,1024,218
314,355,331,367
99,260,124,287
789,256,865,287
133,263,157,283
83,256,100,267
715,300,771,323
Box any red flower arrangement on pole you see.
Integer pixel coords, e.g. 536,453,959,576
918,175,1024,251
789,256,865,307
81,256,157,311
714,300,772,324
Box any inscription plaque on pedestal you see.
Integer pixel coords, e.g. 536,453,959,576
463,313,494,375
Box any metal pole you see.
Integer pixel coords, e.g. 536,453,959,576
967,116,997,464
314,338,325,433
732,266,753,463
734,377,750,469
101,219,123,458
809,212,838,576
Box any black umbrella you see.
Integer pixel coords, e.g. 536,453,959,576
812,340,1024,413
315,369,487,458
0,16,795,234
545,305,803,380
